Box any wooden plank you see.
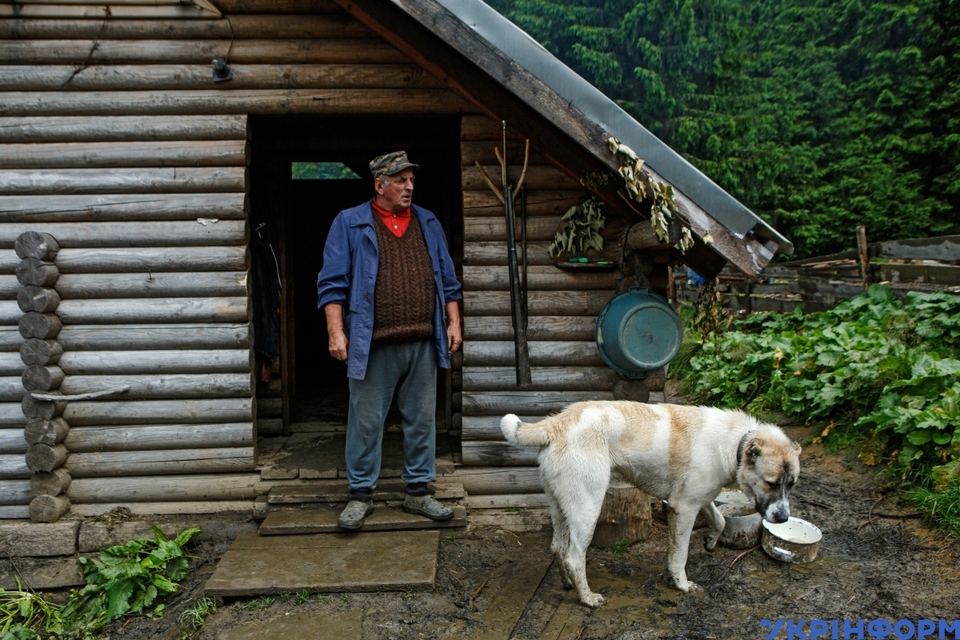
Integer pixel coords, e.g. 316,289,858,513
69,500,255,517
0,64,444,92
58,349,252,374
462,390,612,416
65,447,256,477
0,14,371,40
463,265,617,291
59,372,252,399
0,429,28,454
0,4,221,19
0,115,247,143
66,472,260,502
0,221,246,248
0,167,245,195
450,466,542,494
57,298,249,324
65,422,252,452
465,317,597,342
463,189,582,218
0,39,408,65
0,89,471,117
462,441,539,466
877,263,960,286
877,236,960,261
466,536,553,640
463,366,616,391
467,507,552,532
54,272,248,298
0,140,247,169
54,246,247,272
0,193,246,222
209,0,342,13
58,324,250,350
464,493,549,509
464,290,611,316
257,506,466,535
63,398,254,425
463,341,602,366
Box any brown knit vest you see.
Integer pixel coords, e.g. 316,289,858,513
372,210,435,342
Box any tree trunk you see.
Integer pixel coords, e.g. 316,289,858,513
591,482,653,548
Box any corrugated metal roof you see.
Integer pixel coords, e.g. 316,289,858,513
421,0,793,256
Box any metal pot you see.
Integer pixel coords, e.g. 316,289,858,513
595,288,682,379
761,518,822,564
717,503,762,549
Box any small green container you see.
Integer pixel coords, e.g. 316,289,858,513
595,288,682,379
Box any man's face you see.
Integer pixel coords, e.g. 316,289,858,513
375,169,415,213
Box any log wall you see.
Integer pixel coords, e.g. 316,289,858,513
458,115,619,479
0,2,474,518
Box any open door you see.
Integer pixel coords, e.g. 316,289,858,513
248,116,462,433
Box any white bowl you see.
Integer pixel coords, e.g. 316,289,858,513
761,517,822,563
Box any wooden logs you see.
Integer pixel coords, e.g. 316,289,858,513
22,365,65,392
0,220,248,247
612,379,650,404
19,312,62,339
0,193,247,222
15,230,60,260
15,257,60,286
58,349,252,375
0,428,28,454
0,167,246,195
24,416,69,446
0,115,248,144
591,482,653,548
64,422,253,452
65,447,255,477
21,393,65,420
53,247,247,273
0,352,24,375
66,473,260,503
19,338,63,365
26,443,68,472
56,298,249,324
0,140,248,169
462,366,618,392
17,286,61,313
29,495,71,523
31,468,72,496
57,323,251,351
59,372,252,399
63,398,255,426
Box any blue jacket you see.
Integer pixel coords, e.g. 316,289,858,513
317,200,463,380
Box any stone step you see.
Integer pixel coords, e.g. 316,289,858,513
267,479,465,504
259,504,467,535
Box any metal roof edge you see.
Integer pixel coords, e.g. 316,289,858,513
415,0,793,256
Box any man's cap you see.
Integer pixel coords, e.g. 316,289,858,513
369,151,419,178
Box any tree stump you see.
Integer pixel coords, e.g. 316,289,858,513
591,481,653,548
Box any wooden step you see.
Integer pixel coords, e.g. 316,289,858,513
258,505,467,535
268,479,465,504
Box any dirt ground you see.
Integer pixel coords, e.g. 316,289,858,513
100,424,960,640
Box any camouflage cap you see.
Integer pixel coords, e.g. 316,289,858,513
369,151,419,178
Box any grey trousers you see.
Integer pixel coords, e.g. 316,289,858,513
345,338,437,493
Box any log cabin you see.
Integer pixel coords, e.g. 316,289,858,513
0,0,793,524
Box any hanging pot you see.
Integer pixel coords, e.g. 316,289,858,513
595,288,682,379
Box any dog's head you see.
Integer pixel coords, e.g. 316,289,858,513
735,427,801,523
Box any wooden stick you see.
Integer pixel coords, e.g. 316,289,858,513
474,161,503,204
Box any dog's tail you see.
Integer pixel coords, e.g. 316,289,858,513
500,413,553,447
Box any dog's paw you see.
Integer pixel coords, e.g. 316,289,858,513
580,592,606,608
703,537,719,552
671,578,702,593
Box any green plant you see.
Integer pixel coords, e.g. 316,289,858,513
179,596,216,632
56,526,201,636
295,590,310,604
340,593,352,603
279,592,291,603
0,579,62,639
613,541,631,554
547,197,605,258
258,597,274,610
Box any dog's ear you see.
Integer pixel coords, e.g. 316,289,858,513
746,440,763,463
792,440,802,455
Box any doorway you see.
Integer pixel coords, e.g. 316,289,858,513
248,115,463,431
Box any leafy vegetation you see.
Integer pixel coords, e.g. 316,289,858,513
487,0,960,258
0,527,200,639
671,285,960,532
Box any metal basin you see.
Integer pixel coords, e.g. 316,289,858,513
761,517,822,564
595,288,682,379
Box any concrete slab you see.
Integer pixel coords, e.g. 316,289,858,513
258,505,466,535
0,520,79,557
216,608,362,640
0,557,84,590
204,530,439,597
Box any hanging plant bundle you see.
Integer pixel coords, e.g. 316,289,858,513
547,197,606,258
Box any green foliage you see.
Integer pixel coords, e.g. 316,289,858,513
56,526,201,636
489,0,960,258
0,527,200,639
675,285,960,474
179,596,217,632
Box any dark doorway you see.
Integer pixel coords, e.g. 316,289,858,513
248,116,462,429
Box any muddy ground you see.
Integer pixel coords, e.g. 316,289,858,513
101,424,960,640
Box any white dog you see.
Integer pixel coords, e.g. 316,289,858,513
501,401,801,607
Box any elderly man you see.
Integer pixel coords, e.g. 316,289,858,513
317,151,463,530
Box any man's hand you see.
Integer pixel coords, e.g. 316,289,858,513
325,303,349,361
446,300,462,354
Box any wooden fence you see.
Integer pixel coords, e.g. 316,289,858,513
674,234,960,313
